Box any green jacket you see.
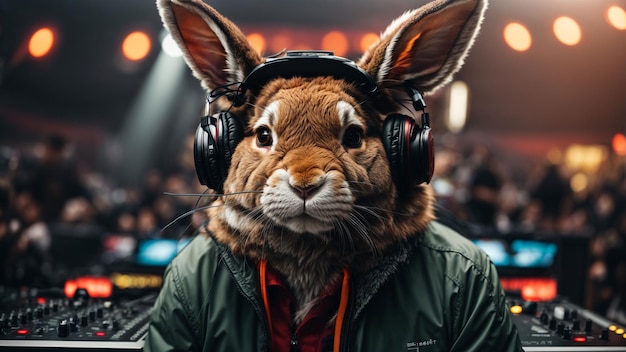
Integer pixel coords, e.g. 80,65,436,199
144,221,523,351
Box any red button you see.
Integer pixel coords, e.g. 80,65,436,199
95,331,106,337
17,329,28,335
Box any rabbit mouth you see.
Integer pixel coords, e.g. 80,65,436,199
278,214,334,234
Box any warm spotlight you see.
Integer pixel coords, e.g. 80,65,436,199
553,17,581,46
503,22,532,52
359,32,379,53
29,27,55,58
247,33,266,55
122,31,152,61
607,6,626,30
321,31,348,57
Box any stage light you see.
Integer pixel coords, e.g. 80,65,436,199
247,33,266,55
612,133,626,156
321,31,348,57
29,27,55,58
447,81,468,133
359,32,379,53
607,6,626,30
122,31,151,61
161,33,182,58
553,17,581,46
503,22,532,52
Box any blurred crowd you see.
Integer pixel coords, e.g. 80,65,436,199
0,132,625,324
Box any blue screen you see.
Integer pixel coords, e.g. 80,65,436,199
136,238,191,266
472,239,558,268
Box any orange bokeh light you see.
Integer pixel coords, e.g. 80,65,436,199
321,31,349,57
607,6,626,30
503,22,532,52
612,133,626,156
29,27,55,58
122,31,151,61
360,32,379,53
553,16,581,46
247,33,266,55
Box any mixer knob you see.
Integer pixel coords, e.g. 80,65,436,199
563,308,571,321
26,308,33,321
601,328,610,341
557,323,565,335
52,302,59,312
112,319,120,330
572,319,580,331
80,315,88,327
101,320,110,329
57,320,69,337
43,305,50,315
9,312,18,326
585,319,593,333
69,317,78,332
97,307,103,318
549,316,557,330
89,310,96,321
35,307,43,319
540,310,549,324
19,312,27,324
571,309,578,320
563,328,571,340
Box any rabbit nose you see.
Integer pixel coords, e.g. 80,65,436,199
290,184,321,200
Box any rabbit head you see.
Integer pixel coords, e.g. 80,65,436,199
158,0,487,305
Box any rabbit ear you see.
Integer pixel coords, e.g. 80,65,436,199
157,0,263,92
358,0,487,97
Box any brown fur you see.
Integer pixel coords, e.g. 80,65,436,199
157,0,487,323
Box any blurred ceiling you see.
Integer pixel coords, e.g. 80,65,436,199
0,0,625,159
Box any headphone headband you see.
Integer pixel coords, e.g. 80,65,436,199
234,51,378,104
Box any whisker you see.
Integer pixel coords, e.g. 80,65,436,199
163,190,263,197
160,203,225,234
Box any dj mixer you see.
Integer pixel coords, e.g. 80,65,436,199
509,297,626,351
0,287,155,352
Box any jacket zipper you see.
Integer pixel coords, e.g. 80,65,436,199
290,330,299,352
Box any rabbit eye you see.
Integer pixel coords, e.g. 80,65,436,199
256,126,273,147
343,126,363,149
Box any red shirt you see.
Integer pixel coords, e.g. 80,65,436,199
263,265,343,352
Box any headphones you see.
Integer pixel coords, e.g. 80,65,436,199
194,51,434,194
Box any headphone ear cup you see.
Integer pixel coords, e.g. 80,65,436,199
382,113,434,191
382,114,409,190
193,112,244,193
417,125,434,185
